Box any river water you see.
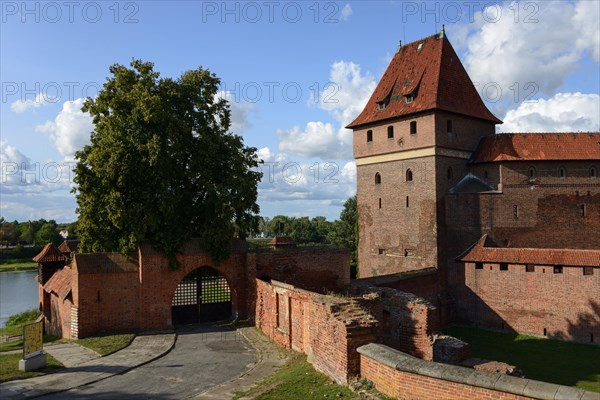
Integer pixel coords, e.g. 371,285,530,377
0,270,39,327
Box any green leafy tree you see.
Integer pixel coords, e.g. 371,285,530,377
328,196,358,277
35,222,61,245
73,60,262,266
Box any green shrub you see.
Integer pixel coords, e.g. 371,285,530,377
5,309,40,327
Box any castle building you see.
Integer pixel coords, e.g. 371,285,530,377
347,30,599,343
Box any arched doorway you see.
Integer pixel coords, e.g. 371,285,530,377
171,267,232,325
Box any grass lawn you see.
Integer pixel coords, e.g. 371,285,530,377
233,352,391,400
443,326,600,393
0,335,61,353
75,333,135,356
0,353,63,383
0,309,41,338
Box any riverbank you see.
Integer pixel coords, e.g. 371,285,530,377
0,262,37,272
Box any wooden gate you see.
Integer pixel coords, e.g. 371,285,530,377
171,267,232,325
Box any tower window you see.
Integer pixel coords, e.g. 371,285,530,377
578,204,586,217
406,169,413,182
475,262,483,270
528,167,536,180
447,167,453,181
583,267,593,276
387,126,394,139
375,173,381,184
406,196,409,208
500,263,508,271
590,166,597,178
526,264,535,272
513,205,518,219
367,130,373,142
484,170,489,179
378,248,386,255
554,265,563,274
378,198,382,209
559,166,566,179
447,119,453,133
410,121,417,134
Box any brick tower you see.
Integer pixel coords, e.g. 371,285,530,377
347,29,502,278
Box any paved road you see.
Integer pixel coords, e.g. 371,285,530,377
41,324,257,399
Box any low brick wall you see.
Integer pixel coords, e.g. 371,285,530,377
358,343,595,400
255,278,378,384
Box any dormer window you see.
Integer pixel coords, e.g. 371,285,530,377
404,95,414,104
378,102,386,110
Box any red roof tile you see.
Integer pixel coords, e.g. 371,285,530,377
73,253,139,274
346,34,501,129
33,243,66,263
471,132,600,163
268,236,296,246
458,235,600,267
43,267,72,300
58,240,80,254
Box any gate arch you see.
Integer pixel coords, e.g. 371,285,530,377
171,266,232,325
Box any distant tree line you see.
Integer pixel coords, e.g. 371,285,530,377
0,217,78,248
256,196,358,277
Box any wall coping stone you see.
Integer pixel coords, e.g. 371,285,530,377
357,343,592,400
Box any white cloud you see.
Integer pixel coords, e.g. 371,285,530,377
457,0,600,100
340,4,352,21
216,91,252,134
35,98,93,158
500,92,600,133
277,61,376,160
10,93,51,113
256,147,356,210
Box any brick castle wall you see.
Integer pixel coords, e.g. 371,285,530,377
456,262,599,344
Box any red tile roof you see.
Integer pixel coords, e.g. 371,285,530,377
73,253,139,274
471,132,600,163
43,267,72,300
58,240,80,254
33,243,66,263
347,34,501,129
457,235,600,266
268,236,296,246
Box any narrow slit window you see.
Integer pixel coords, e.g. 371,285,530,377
447,119,453,133
406,196,409,208
579,204,586,217
528,167,536,180
387,126,394,139
447,167,453,181
406,169,413,182
375,173,381,184
410,121,417,134
367,130,373,142
559,166,566,179
513,205,518,219
590,166,597,178
378,198,382,209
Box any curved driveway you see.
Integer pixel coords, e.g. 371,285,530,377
41,324,258,399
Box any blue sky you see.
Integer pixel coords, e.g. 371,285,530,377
1,0,599,222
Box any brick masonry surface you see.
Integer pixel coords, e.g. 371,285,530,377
455,262,600,343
